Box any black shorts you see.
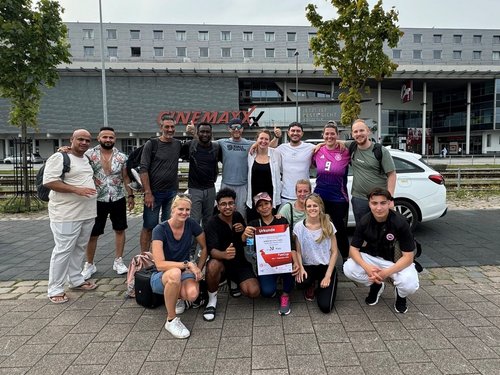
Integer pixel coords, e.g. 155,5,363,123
224,260,256,285
91,198,128,237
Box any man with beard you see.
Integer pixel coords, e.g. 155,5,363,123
81,127,134,279
276,122,315,204
44,129,97,303
347,120,396,224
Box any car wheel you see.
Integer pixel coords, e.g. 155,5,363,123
4,160,11,164
394,200,418,231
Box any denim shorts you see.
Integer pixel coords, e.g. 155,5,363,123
150,271,196,294
143,190,177,230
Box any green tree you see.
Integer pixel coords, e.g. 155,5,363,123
306,0,402,125
0,0,71,211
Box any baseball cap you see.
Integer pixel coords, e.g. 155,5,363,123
253,192,272,206
228,118,242,126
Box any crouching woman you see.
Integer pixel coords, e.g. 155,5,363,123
293,193,339,313
150,194,208,339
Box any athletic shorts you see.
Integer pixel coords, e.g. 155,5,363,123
91,198,127,237
224,260,257,285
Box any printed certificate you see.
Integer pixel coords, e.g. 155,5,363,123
255,224,292,275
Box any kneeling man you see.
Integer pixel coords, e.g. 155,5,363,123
343,188,419,313
203,188,260,321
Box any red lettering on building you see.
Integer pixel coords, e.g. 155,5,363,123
156,106,260,125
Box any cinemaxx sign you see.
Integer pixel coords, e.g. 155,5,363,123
157,105,264,125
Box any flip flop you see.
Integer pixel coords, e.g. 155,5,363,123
71,281,97,291
49,293,68,304
203,306,216,321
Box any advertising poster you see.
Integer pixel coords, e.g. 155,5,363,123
254,224,292,276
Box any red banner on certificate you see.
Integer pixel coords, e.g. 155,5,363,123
255,224,292,275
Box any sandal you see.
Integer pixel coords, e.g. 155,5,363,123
203,306,216,321
71,281,97,291
49,294,68,304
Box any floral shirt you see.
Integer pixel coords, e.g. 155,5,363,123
86,146,128,202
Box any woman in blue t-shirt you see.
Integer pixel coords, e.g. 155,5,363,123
150,194,208,339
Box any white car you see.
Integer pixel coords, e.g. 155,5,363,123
3,153,44,164
344,148,447,230
215,148,447,231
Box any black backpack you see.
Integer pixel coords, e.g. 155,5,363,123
349,141,384,174
126,138,159,183
36,152,71,202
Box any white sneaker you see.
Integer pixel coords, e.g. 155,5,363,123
164,317,190,339
81,262,96,280
175,299,186,315
113,257,128,275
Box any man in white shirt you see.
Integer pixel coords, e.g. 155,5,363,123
43,129,98,304
277,122,315,204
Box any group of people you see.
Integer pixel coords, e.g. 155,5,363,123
42,117,420,340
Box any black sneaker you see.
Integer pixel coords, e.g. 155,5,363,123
394,287,408,314
365,282,385,305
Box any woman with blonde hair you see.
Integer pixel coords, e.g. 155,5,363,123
293,193,339,313
246,129,282,221
150,194,208,339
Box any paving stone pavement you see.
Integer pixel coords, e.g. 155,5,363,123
0,211,499,374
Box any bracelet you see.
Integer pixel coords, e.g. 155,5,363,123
128,195,134,198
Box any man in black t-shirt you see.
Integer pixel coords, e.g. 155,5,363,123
203,188,260,322
343,188,419,314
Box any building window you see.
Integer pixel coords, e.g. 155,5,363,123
433,50,442,59
493,35,500,44
473,51,482,60
473,35,482,44
264,32,275,42
176,47,187,57
243,48,253,58
308,49,314,58
493,51,500,60
199,47,209,58
433,34,442,43
107,47,118,57
243,32,253,41
453,34,462,43
131,47,141,57
83,46,94,56
221,47,231,58
287,48,297,58
153,30,163,40
413,34,422,43
130,30,140,39
487,134,491,147
265,48,275,58
453,50,462,59
308,33,316,41
287,32,297,42
106,29,116,39
392,49,401,59
221,31,231,41
83,29,94,39
413,50,422,59
198,31,209,41
154,47,164,57
176,30,186,41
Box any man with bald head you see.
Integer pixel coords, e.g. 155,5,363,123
43,129,98,304
348,119,396,224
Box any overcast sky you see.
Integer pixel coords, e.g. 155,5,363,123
56,0,499,29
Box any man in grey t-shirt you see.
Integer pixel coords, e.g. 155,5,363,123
139,116,181,253
348,119,396,224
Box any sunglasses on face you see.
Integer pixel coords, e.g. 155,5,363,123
230,125,242,130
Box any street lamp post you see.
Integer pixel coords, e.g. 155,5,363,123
98,0,108,126
294,50,299,122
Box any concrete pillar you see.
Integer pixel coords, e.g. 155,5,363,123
377,82,382,143
422,82,427,155
466,82,471,155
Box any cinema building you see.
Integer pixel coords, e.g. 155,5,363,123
1,22,500,159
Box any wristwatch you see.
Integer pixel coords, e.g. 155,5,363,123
183,260,189,270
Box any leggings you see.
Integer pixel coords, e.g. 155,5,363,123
323,200,349,260
300,265,338,313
